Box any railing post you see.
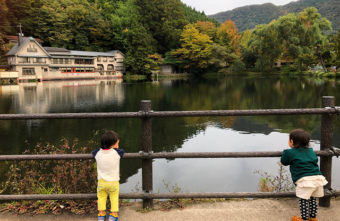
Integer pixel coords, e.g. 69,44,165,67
319,96,334,207
141,100,153,208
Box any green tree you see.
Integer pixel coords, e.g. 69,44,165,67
240,28,251,48
134,0,187,53
123,14,157,75
335,30,340,68
249,21,283,72
28,0,112,51
208,43,239,73
276,7,332,71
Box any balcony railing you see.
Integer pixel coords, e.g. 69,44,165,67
33,61,46,64
18,61,31,64
115,67,125,71
27,48,38,52
22,72,36,75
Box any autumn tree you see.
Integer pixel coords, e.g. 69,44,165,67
172,25,213,72
193,21,217,41
0,0,10,35
147,53,163,71
216,19,241,55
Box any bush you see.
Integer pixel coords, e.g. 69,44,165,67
231,59,246,74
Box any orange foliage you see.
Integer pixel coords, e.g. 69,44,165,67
217,19,241,55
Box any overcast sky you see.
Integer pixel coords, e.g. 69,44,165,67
182,0,298,15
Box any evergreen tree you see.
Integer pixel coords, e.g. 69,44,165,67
123,14,157,75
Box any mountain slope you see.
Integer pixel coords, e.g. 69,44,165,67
208,0,340,32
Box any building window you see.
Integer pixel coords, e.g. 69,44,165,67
27,44,38,52
96,64,104,71
50,67,59,72
116,66,124,71
22,68,35,75
18,57,30,63
103,57,107,62
107,65,114,70
75,59,94,65
44,68,48,72
33,58,46,63
52,58,71,64
97,57,101,62
109,58,114,62
116,58,124,63
85,68,94,72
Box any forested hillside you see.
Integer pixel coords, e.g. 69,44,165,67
0,0,219,68
208,0,340,32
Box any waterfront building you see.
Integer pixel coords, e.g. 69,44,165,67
5,35,125,81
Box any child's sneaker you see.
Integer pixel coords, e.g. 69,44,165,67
108,213,118,221
98,213,107,221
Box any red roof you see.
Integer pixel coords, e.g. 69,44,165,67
5,35,44,43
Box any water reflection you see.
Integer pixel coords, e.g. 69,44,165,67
1,77,340,193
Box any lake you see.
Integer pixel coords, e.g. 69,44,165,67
0,76,340,194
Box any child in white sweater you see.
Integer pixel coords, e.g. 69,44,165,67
92,131,125,221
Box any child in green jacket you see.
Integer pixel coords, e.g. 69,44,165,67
281,129,327,221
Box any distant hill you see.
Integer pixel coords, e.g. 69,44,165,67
208,0,340,32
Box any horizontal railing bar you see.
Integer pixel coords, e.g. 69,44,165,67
0,191,339,200
0,151,333,161
0,108,338,120
147,108,337,117
0,112,143,120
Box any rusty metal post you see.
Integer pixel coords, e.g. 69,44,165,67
319,96,334,207
141,100,153,208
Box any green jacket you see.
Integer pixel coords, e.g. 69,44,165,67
280,147,322,183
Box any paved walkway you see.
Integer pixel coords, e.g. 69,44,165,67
0,199,339,221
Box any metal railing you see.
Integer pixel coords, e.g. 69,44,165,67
0,97,339,209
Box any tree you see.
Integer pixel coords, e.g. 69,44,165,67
193,21,217,41
240,28,251,48
172,25,213,72
276,7,332,71
147,53,163,71
134,0,187,53
27,0,113,51
335,30,340,68
232,59,246,74
216,19,241,56
208,43,239,73
248,21,283,73
123,14,157,75
0,0,10,35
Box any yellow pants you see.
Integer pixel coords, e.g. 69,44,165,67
97,179,119,212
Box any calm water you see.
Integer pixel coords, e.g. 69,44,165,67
1,76,340,194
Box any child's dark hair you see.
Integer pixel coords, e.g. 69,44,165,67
289,129,310,148
101,130,120,149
